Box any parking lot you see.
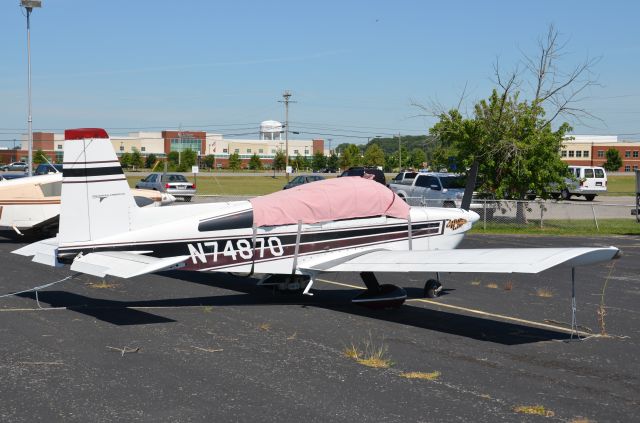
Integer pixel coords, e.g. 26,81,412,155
1,233,639,422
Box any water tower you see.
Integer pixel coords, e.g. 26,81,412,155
260,120,283,141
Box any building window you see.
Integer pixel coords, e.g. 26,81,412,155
247,148,252,153
169,135,201,153
234,149,240,154
293,149,299,154
120,146,124,151
625,165,631,172
57,144,62,150
223,148,228,153
625,151,631,158
561,150,567,157
583,150,589,158
597,150,604,158
576,151,582,158
259,149,264,154
634,165,639,171
634,151,639,158
568,151,575,157
141,146,146,152
271,149,276,154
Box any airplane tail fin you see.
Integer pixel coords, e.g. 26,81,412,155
59,128,137,245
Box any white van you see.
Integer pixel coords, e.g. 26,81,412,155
552,166,607,201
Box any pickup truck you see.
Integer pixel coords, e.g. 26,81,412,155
390,171,418,184
389,172,496,217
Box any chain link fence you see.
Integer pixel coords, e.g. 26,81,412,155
404,196,638,232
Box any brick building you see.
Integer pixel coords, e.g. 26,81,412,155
560,135,640,172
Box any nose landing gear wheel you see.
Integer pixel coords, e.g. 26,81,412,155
424,279,443,298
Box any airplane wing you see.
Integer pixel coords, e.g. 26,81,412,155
300,247,620,274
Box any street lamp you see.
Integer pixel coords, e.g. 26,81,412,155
21,0,42,177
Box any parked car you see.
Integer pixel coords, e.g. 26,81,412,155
389,172,497,217
35,163,63,175
550,166,607,201
136,172,196,201
283,174,325,190
338,167,386,185
1,162,28,172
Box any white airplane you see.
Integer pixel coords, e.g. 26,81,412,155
14,128,619,308
0,163,175,237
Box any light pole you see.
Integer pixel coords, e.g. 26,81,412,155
21,0,42,177
279,90,296,181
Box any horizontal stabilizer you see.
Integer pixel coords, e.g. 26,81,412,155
70,252,189,278
12,237,62,267
301,247,620,274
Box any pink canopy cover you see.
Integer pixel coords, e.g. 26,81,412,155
250,176,410,227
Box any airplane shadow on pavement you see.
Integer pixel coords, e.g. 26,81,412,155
18,269,573,346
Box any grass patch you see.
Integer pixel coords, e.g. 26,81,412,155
343,336,392,369
470,280,481,286
400,371,441,380
602,175,635,196
536,287,554,298
471,218,640,236
202,306,213,313
486,283,498,289
128,174,337,196
87,280,117,289
258,322,271,331
513,405,555,417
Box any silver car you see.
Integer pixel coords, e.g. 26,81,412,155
1,162,28,171
135,173,196,202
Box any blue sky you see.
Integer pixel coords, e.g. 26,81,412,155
1,0,639,147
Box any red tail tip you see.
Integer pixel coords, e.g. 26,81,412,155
64,128,109,140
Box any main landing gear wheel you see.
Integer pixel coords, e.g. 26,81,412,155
351,272,406,309
424,279,443,298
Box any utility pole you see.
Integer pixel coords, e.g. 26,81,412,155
398,133,402,171
21,0,42,177
279,90,296,180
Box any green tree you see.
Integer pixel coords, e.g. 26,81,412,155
248,153,263,170
202,154,215,169
131,148,144,169
409,148,427,169
273,150,286,171
339,144,362,169
145,153,157,169
602,148,622,172
293,153,306,171
312,151,327,171
327,153,339,170
119,152,132,168
33,149,47,165
228,152,241,171
178,149,197,172
363,144,385,167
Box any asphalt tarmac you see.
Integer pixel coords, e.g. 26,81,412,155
1,234,638,422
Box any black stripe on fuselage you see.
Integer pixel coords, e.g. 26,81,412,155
57,221,444,263
63,166,124,178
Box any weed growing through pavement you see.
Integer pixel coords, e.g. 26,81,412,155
343,333,392,369
503,281,513,291
486,283,498,289
400,371,440,380
536,287,554,298
513,405,555,417
87,280,117,289
202,306,213,313
259,322,271,331
470,280,481,286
